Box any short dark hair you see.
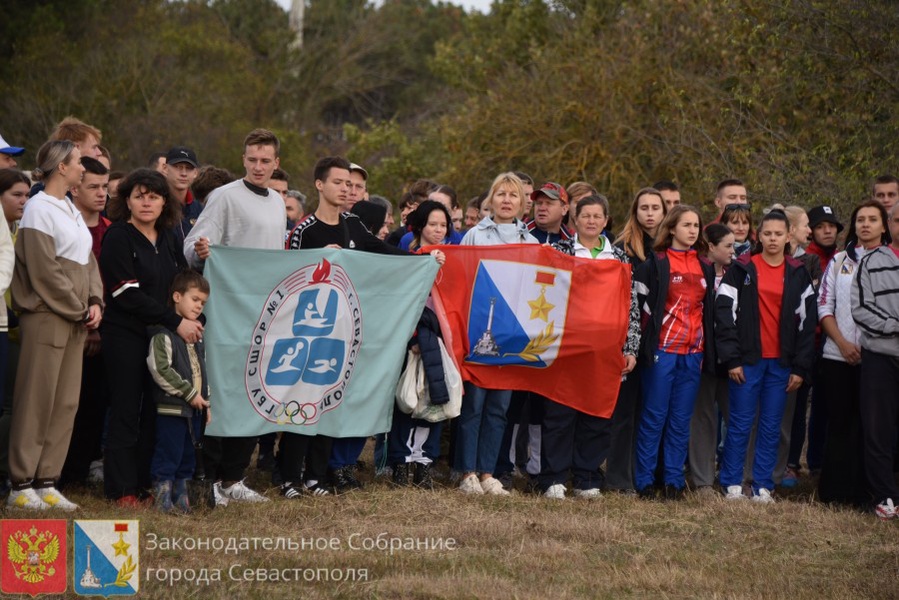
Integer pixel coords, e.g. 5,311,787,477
270,168,289,183
108,170,126,181
872,174,899,194
514,171,534,186
110,168,180,229
313,156,351,184
98,145,112,162
171,269,210,297
80,156,108,176
148,152,166,168
243,129,280,156
716,178,744,196
192,166,236,203
653,179,678,192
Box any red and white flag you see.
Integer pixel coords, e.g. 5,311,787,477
428,244,631,418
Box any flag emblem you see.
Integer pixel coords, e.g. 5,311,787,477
245,258,362,426
73,520,139,596
2,519,67,596
467,260,571,367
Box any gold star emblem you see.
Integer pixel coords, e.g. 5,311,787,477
528,292,555,322
112,533,130,557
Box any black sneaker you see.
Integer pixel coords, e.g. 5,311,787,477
392,464,409,486
304,482,331,496
637,486,657,501
412,463,434,490
280,483,304,499
331,466,363,493
663,484,685,501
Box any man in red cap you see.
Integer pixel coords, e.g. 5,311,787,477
527,181,571,244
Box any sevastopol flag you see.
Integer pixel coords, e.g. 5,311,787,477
203,246,439,437
428,244,631,418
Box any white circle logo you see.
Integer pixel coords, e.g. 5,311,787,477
245,259,362,426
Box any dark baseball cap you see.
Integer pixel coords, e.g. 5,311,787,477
807,205,843,233
165,146,198,168
530,181,569,204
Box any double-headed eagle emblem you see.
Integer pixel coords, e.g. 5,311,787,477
7,526,60,583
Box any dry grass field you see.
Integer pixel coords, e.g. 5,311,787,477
11,449,898,600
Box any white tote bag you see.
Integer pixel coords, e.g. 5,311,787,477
412,338,463,423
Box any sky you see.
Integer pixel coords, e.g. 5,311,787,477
273,0,494,15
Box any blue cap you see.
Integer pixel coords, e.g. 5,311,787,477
0,133,24,156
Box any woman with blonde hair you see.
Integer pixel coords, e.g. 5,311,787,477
456,172,537,495
7,140,103,511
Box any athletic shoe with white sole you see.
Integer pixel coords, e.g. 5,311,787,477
543,483,566,499
7,487,50,510
212,482,229,507
35,487,79,511
480,476,510,496
304,482,331,496
875,498,896,520
751,488,775,504
458,473,484,495
220,480,269,503
573,487,602,499
725,485,746,500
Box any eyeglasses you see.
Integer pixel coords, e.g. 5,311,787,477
724,203,751,212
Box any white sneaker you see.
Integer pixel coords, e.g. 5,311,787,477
35,487,79,511
88,459,104,483
480,476,510,496
213,482,229,507
543,483,566,499
725,485,746,501
573,487,602,499
7,487,50,510
458,473,484,495
220,480,269,503
751,488,775,504
875,498,897,520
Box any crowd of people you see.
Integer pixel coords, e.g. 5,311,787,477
0,117,897,521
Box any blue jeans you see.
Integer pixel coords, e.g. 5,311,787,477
721,359,790,492
328,437,367,469
635,351,703,490
454,383,512,474
151,413,202,481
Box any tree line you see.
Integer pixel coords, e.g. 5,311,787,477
2,0,896,222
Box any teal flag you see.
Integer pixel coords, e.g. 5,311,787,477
203,246,439,437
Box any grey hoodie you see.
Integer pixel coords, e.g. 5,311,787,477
852,245,899,358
